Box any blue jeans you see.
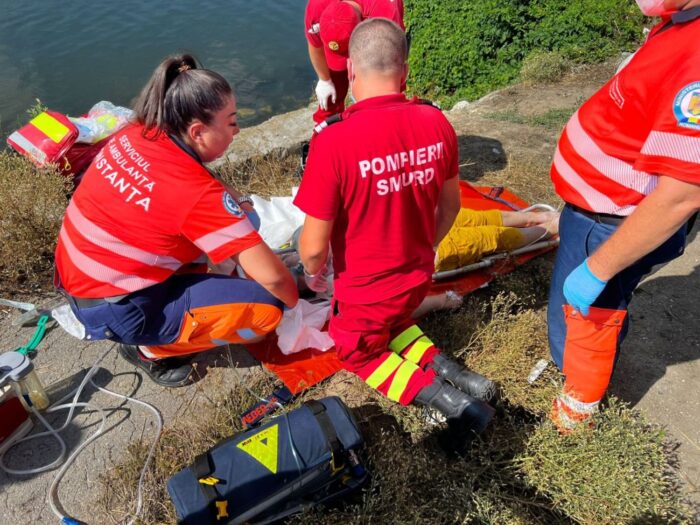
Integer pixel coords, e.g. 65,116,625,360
547,205,687,369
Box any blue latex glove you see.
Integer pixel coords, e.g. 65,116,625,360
244,209,261,231
562,258,608,316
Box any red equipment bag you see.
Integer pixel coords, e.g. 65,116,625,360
7,111,78,168
60,138,110,183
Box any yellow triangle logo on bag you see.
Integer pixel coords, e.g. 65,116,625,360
237,424,279,474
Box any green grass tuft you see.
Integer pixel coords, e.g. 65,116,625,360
25,98,48,120
520,51,570,84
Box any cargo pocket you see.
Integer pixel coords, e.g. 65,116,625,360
562,305,627,403
170,310,200,345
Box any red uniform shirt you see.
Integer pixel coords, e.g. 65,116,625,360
294,94,458,304
55,125,261,298
551,14,700,215
305,0,405,49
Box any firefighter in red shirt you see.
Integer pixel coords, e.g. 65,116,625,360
294,19,496,448
305,0,405,124
55,54,298,388
548,0,700,431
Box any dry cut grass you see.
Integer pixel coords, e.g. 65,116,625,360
216,149,301,198
485,156,560,207
0,152,71,294
463,293,561,415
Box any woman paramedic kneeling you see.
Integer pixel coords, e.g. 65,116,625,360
54,55,298,387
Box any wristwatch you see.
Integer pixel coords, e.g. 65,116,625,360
236,195,254,207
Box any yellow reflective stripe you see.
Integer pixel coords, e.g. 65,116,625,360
387,360,420,402
404,336,434,364
31,112,70,143
389,324,423,353
365,353,403,389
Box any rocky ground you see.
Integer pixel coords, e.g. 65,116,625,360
0,61,697,523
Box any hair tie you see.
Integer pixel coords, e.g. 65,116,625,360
178,63,191,73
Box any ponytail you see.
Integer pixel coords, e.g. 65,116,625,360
133,54,233,139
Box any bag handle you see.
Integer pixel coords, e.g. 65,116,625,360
304,400,344,473
192,452,230,522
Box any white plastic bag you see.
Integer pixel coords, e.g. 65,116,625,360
252,194,305,249
276,299,333,355
69,101,134,144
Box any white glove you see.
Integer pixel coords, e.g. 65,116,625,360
315,79,336,111
304,265,329,293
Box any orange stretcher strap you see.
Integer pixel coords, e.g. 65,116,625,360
562,305,627,404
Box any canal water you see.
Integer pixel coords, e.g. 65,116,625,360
0,1,315,140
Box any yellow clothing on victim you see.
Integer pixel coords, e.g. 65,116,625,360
435,209,523,272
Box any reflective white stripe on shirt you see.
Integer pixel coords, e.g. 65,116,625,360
66,201,182,270
59,226,159,292
553,148,636,216
641,130,700,165
194,220,256,253
567,111,658,195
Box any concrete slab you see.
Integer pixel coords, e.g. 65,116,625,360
217,103,314,166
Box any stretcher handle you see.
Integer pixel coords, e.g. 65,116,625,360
432,239,560,281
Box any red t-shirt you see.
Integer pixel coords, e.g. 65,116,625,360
551,14,700,215
55,124,261,298
294,94,458,304
305,0,405,48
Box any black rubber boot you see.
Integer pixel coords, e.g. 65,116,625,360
430,353,498,403
118,344,195,388
415,377,495,446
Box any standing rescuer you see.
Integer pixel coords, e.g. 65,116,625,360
54,54,298,388
305,0,405,124
294,18,496,450
548,0,700,432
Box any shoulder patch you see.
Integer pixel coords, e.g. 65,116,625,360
673,82,700,130
222,192,244,218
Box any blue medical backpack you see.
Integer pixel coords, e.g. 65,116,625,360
167,396,367,524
